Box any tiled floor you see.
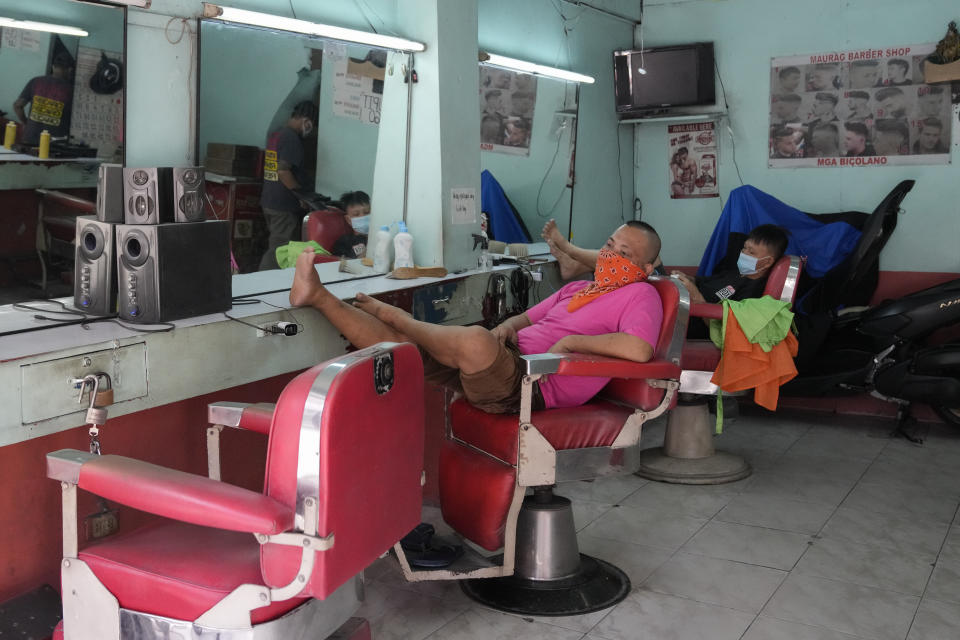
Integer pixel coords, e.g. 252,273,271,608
359,408,960,640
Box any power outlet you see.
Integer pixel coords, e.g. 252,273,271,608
84,509,119,540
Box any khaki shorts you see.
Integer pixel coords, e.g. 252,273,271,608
421,341,545,414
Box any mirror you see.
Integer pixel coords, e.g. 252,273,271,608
479,66,578,244
0,0,125,164
198,19,409,273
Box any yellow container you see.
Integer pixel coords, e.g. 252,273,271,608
38,130,50,159
3,121,15,149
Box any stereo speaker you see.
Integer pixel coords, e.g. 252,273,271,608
74,217,117,315
123,167,174,224
116,220,231,323
96,163,124,223
172,166,206,223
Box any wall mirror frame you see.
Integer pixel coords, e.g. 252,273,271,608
0,0,127,170
196,14,415,274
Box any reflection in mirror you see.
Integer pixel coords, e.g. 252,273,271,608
479,67,578,245
199,20,403,273
0,0,124,162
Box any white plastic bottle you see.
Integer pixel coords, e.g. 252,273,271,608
393,221,415,269
373,225,393,273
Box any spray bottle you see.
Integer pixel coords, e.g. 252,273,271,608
393,221,414,269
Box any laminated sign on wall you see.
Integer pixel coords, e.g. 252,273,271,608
769,43,950,168
330,45,383,126
668,122,718,199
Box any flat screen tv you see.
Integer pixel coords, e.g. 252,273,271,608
613,43,715,117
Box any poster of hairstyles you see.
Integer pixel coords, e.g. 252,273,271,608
769,43,950,168
668,122,719,199
479,67,537,156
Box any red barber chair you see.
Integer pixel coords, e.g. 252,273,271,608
48,343,424,640
391,277,688,616
636,255,803,484
302,208,350,264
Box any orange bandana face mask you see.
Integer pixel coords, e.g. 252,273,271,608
567,249,648,312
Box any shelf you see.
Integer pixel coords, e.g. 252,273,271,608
619,112,727,125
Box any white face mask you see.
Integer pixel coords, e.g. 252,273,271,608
350,214,370,234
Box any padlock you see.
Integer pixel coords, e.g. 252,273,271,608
79,374,108,426
94,373,114,406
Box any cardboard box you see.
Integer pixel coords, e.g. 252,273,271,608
923,58,960,84
204,156,260,179
206,142,261,162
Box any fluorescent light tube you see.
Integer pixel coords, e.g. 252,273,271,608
202,3,425,53
0,17,88,37
482,53,594,84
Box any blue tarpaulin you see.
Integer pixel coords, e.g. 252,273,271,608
480,170,532,244
698,185,862,279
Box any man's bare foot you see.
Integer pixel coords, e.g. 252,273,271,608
352,292,411,326
541,219,569,252
289,247,332,308
548,240,590,280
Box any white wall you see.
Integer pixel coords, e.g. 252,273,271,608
634,0,960,273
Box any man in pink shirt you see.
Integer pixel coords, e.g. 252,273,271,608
290,221,663,414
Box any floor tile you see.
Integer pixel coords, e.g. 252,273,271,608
741,471,856,506
579,504,708,552
717,493,835,534
358,583,468,640
557,473,649,505
841,480,959,524
426,608,585,640
578,534,674,587
590,589,755,640
925,545,960,605
772,452,871,484
681,520,812,570
762,573,919,640
572,501,613,532
785,430,887,461
821,506,949,558
743,616,869,640
643,552,786,613
795,537,934,595
620,479,744,519
907,598,960,640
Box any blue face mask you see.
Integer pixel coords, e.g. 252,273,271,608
350,215,370,235
737,251,760,276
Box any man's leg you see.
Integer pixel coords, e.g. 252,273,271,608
290,248,408,347
259,207,300,271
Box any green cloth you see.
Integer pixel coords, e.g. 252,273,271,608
275,241,330,269
707,295,794,433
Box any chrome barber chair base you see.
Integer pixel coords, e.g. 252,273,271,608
460,554,630,617
635,447,751,485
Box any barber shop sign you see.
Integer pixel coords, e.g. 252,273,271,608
769,43,950,168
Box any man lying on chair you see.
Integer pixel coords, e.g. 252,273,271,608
290,221,663,414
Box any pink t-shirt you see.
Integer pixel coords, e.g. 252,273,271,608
517,280,663,409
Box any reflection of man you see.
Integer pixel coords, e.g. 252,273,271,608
843,121,875,156
777,66,802,93
509,91,535,117
806,92,839,129
807,64,838,91
481,114,504,145
771,126,801,158
846,91,873,123
670,147,697,194
886,59,912,85
913,117,948,154
875,87,907,120
482,90,505,118
809,123,840,157
504,118,531,147
873,119,909,156
918,86,946,118
259,101,318,271
849,60,881,89
14,52,75,146
771,93,802,125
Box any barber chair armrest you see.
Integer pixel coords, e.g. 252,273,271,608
523,353,681,380
207,401,275,435
690,302,723,320
47,449,293,534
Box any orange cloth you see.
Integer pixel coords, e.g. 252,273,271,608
567,249,648,312
710,306,798,411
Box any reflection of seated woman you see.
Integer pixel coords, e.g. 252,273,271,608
332,191,371,258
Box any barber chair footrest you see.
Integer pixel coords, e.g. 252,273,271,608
460,554,630,617
635,447,751,485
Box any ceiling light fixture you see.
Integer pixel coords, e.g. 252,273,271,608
0,17,88,37
201,3,425,53
481,52,595,84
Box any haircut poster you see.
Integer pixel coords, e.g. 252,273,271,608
479,67,537,156
769,43,951,168
668,122,719,199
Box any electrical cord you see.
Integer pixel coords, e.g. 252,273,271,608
616,122,626,223
9,300,174,333
714,59,744,186
535,121,568,218
228,296,305,334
